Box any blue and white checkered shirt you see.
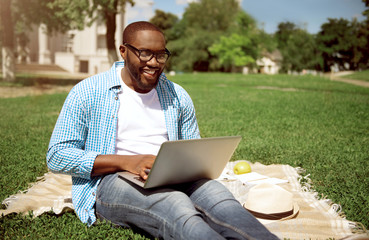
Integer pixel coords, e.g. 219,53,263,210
47,61,200,225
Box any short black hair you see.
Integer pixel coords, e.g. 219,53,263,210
123,21,164,44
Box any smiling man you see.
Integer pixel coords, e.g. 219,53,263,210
47,21,278,240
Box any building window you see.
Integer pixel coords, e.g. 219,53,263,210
79,60,89,73
97,35,106,49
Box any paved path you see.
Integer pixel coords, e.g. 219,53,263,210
329,71,369,88
0,85,74,98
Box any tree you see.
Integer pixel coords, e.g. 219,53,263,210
208,33,255,71
275,21,324,72
256,30,277,55
150,9,179,36
1,0,90,81
13,0,89,33
317,18,366,71
350,19,369,69
359,0,369,69
167,0,241,71
275,21,299,72
1,0,134,80
283,29,322,72
149,9,179,71
89,0,135,63
275,21,298,50
208,10,261,71
1,0,15,82
30,0,135,64
363,0,369,22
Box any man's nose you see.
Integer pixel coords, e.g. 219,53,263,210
146,55,160,67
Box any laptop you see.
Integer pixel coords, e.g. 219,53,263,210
117,136,241,188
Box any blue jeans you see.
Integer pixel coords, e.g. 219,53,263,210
96,174,278,240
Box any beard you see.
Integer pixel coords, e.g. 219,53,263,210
125,54,162,93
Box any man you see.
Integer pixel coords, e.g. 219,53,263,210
47,21,278,239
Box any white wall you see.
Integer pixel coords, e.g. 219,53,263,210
55,52,75,73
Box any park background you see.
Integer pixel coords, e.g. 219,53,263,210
1,0,369,239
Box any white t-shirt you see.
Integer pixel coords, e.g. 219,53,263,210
114,67,168,155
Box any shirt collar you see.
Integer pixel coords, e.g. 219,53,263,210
107,61,125,91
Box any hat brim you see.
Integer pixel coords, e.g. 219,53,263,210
243,202,300,225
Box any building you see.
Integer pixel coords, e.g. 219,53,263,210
21,1,152,75
256,50,283,75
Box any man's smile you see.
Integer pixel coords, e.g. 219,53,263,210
143,69,156,75
142,68,159,79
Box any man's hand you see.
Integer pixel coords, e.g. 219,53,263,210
91,154,156,179
125,155,155,180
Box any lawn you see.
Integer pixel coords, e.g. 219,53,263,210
1,73,368,239
345,69,369,82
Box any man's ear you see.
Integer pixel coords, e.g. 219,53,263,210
119,45,126,60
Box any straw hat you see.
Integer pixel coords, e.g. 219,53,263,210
243,183,299,224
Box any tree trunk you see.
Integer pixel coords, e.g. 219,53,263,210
2,48,15,81
1,0,15,82
105,0,119,65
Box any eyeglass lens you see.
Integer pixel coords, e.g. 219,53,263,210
125,44,170,63
140,50,169,63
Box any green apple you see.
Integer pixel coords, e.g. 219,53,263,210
233,161,251,175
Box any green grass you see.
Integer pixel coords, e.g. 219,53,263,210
1,73,368,238
345,69,369,82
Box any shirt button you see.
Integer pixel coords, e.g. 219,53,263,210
115,96,118,100
92,192,95,196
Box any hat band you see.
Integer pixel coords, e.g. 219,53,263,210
245,208,294,220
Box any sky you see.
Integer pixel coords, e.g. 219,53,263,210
125,0,367,34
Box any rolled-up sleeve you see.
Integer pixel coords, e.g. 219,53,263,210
47,87,97,180
178,89,201,140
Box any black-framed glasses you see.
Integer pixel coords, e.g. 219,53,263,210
124,43,171,64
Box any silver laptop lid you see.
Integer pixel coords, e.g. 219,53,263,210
143,136,242,188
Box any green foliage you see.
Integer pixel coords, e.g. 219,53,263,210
168,28,219,71
283,29,323,72
167,1,368,72
208,33,255,69
363,0,369,22
256,30,277,54
275,16,369,72
149,9,179,71
207,10,265,71
184,0,239,32
9,0,135,64
150,9,179,34
167,0,242,71
89,0,135,62
275,21,298,50
231,10,257,34
166,0,271,72
317,18,369,71
275,22,322,73
13,0,90,33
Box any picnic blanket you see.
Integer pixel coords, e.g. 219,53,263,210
1,161,368,240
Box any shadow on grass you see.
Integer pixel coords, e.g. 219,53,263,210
13,77,82,87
